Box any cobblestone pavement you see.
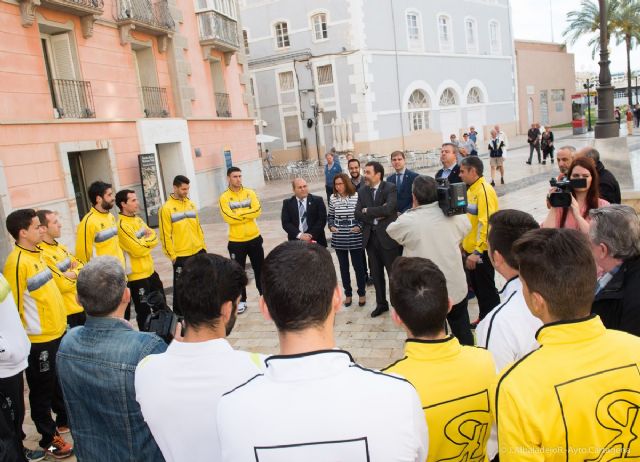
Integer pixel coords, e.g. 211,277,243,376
23,127,640,458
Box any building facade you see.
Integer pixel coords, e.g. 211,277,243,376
514,40,575,133
241,0,518,164
0,0,260,255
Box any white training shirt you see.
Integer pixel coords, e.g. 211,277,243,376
134,338,264,462
217,349,428,462
0,274,30,378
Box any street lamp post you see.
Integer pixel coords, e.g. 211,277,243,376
594,0,620,138
584,79,594,131
636,75,639,105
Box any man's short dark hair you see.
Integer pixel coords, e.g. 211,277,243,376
365,161,384,179
460,156,484,176
390,257,449,337
35,209,54,228
513,228,596,320
261,241,337,332
115,189,135,211
412,176,438,205
227,166,241,176
581,147,601,163
6,209,37,241
390,150,405,160
173,175,190,187
348,158,360,167
87,181,112,206
178,253,247,329
488,210,540,268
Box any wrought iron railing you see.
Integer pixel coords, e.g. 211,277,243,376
50,79,96,119
115,0,175,31
197,10,239,49
45,0,104,10
141,86,169,117
215,92,231,117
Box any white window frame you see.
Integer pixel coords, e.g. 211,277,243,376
437,14,453,53
273,20,290,50
405,9,423,51
310,11,328,42
277,70,295,93
489,20,501,55
439,88,459,107
464,17,478,54
407,89,430,132
466,87,483,105
316,63,334,87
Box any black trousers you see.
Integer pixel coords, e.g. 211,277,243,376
325,186,334,203
466,251,500,320
446,298,474,346
366,230,401,309
543,147,555,162
67,311,86,328
25,337,66,448
0,371,26,461
172,250,206,316
127,271,166,330
228,236,264,302
528,144,541,163
335,248,367,297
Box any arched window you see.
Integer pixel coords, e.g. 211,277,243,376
467,87,483,104
274,22,290,48
465,18,478,53
408,89,430,131
311,13,327,41
489,20,501,54
439,88,458,106
438,15,453,52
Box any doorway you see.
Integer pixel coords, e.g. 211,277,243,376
67,149,112,220
156,143,185,200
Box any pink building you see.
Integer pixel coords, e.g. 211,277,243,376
0,0,260,253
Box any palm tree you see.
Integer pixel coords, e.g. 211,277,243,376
563,0,617,59
610,0,640,107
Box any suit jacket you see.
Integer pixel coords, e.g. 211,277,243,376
354,181,400,250
281,194,327,247
386,169,419,213
435,164,463,184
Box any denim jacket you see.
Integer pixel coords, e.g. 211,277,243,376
324,161,342,186
57,316,167,462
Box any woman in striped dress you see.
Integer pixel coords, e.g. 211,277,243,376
328,173,367,307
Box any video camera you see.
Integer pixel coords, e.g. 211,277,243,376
548,177,587,208
143,291,182,344
436,178,468,216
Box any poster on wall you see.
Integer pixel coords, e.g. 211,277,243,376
138,153,162,228
223,147,233,170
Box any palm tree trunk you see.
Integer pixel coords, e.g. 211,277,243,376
627,34,633,108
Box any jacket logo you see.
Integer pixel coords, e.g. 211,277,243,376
556,364,640,461
100,223,105,229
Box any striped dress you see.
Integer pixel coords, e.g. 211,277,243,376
328,193,363,250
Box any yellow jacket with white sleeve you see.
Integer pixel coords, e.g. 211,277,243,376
39,240,84,316
462,177,499,254
218,187,262,242
158,195,206,261
75,207,125,267
118,214,158,281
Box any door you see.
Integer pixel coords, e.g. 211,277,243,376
439,109,461,143
466,106,486,144
540,90,549,126
68,152,90,220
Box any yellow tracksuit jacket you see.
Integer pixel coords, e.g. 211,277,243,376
384,337,496,462
3,245,66,343
118,214,158,281
39,240,84,316
495,315,640,462
75,207,125,267
462,177,499,254
158,195,206,261
218,187,262,242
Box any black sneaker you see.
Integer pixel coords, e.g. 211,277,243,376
500,177,505,184
24,448,46,462
490,180,496,187
542,161,546,165
526,161,532,165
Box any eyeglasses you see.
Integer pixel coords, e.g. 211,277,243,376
334,182,344,186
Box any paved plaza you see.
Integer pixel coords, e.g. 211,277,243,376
23,127,640,457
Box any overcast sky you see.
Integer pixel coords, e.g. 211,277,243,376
510,0,640,73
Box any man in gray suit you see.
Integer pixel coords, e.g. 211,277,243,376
355,161,401,317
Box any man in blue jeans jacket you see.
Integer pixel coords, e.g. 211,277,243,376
57,256,166,461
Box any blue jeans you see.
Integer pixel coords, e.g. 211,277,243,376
335,248,366,297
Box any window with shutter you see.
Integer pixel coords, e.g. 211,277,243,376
317,64,333,86
50,33,77,80
278,71,294,92
284,115,300,143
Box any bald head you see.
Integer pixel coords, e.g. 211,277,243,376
556,146,576,176
576,147,600,163
292,178,308,200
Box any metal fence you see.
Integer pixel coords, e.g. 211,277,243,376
141,86,169,117
115,0,175,31
215,92,231,118
197,10,239,49
51,79,95,119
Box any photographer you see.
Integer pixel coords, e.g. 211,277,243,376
387,176,473,345
542,157,609,234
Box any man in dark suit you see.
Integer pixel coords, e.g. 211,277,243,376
355,161,401,317
435,143,463,184
281,178,327,247
387,151,419,214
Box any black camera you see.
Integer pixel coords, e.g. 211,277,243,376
436,178,468,216
548,177,587,208
143,291,181,344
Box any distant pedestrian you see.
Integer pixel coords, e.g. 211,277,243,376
615,106,621,125
626,108,633,135
468,126,478,143
634,104,640,128
541,126,554,164
488,129,505,186
526,123,541,165
324,152,342,201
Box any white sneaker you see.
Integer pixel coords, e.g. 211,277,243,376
237,302,247,314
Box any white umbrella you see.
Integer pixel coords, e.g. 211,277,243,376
256,134,280,143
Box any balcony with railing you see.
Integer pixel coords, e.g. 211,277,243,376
115,0,175,36
215,92,231,118
50,79,96,119
197,10,240,53
141,86,170,118
17,0,103,35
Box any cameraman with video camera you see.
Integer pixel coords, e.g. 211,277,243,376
387,175,473,345
542,157,609,234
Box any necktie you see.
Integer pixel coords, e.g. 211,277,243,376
298,200,308,233
396,173,403,188
371,187,377,202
